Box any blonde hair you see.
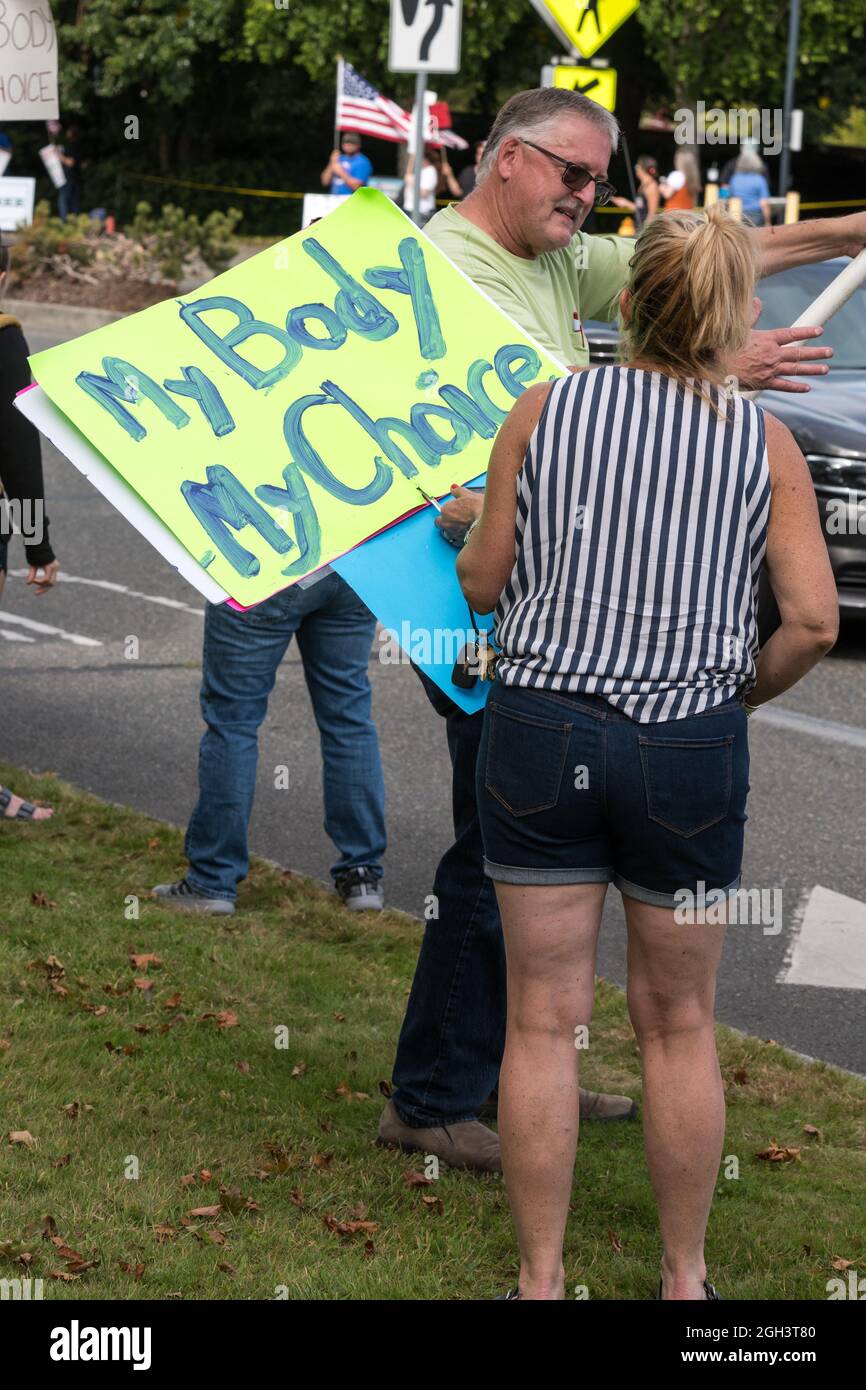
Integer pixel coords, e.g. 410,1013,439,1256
620,207,757,413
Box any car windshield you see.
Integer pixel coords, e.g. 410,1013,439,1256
756,261,866,370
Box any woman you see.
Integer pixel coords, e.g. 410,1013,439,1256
402,146,441,225
728,149,771,226
661,149,701,211
611,154,660,228
0,239,59,822
457,207,838,1300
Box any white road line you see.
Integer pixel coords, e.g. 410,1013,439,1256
778,885,866,989
0,611,102,647
753,705,866,751
8,568,205,617
0,629,36,642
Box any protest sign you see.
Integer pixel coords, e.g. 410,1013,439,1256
29,188,565,608
0,1,59,120
0,173,34,230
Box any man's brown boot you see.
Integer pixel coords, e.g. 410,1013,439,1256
579,1088,637,1121
376,1100,501,1173
477,1089,637,1122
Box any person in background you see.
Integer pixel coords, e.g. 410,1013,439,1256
0,240,59,822
0,129,11,171
321,131,372,196
612,154,661,228
58,122,83,219
402,146,439,225
729,149,772,226
459,141,486,198
457,208,838,1300
434,148,462,202
661,149,701,210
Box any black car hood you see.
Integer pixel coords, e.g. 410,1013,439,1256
752,371,866,457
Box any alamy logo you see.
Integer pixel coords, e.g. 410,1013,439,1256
49,1321,152,1371
674,103,783,157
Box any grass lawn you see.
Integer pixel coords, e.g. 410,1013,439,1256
1,763,864,1302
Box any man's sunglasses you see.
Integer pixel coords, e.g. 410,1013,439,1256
520,139,616,205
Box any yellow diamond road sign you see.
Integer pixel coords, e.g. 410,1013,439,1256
532,0,640,60
552,64,617,112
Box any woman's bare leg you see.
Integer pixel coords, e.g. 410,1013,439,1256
495,880,607,1300
624,896,727,1300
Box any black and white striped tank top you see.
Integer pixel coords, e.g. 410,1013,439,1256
495,367,771,723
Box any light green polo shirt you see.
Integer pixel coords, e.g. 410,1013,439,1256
425,203,635,369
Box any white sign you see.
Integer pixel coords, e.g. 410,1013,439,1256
0,1,59,120
38,141,65,188
389,0,462,74
301,192,346,228
0,174,35,230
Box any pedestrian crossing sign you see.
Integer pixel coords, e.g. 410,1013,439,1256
552,64,617,112
531,0,639,60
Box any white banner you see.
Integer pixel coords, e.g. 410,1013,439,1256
0,174,35,230
38,140,65,187
0,1,59,121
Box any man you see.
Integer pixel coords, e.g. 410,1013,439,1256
58,123,83,219
321,132,373,196
152,574,387,915
378,85,862,1173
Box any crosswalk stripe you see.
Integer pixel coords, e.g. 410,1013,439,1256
753,705,866,751
778,885,866,989
0,629,36,642
0,611,102,647
8,568,205,617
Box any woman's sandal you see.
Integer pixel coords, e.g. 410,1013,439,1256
656,1278,723,1300
495,1288,522,1300
0,786,53,822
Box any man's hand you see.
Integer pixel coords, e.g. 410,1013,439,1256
435,483,484,546
730,303,832,393
26,559,60,595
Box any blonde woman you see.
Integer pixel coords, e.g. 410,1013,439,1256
457,208,838,1300
661,149,701,210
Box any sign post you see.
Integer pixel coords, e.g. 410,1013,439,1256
389,0,463,227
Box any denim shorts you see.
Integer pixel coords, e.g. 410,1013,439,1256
477,679,750,908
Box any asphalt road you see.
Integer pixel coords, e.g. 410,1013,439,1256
3,313,865,1077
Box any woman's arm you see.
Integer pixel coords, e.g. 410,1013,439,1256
439,154,462,199
456,382,552,613
747,412,838,706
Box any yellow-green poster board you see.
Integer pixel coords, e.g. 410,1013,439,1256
30,189,565,607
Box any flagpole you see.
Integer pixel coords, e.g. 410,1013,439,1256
334,54,343,149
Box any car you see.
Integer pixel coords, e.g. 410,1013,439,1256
585,258,866,621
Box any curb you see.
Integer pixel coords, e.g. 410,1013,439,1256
5,297,128,333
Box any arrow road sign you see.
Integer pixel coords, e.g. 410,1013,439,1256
389,0,463,74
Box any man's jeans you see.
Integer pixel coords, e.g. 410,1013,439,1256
391,674,506,1126
185,574,386,902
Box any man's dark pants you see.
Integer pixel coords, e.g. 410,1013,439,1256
391,672,506,1126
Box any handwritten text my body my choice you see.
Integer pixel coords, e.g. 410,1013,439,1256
73,234,546,582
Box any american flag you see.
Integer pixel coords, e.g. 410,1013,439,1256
337,62,412,144
336,61,468,150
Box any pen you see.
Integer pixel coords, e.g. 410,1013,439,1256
416,486,444,513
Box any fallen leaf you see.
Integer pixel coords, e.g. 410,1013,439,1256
756,1140,801,1163
403,1170,433,1187
154,1225,176,1244
133,1024,150,1035
218,1261,237,1275
27,954,64,978
147,838,160,850
197,1010,238,1029
180,1174,196,1190
290,1190,305,1208
421,1193,443,1213
364,1239,375,1257
134,978,154,992
8,1130,36,1148
48,1269,79,1282
310,1152,334,1170
187,1205,221,1219
52,1154,71,1169
803,1124,822,1139
291,1061,307,1078
163,991,183,1009
731,1068,749,1085
30,892,58,909
831,1257,856,1271
0,1039,10,1051
335,1081,370,1102
333,1013,346,1022
236,1061,251,1074
62,1102,94,1120
129,953,162,971
608,1229,623,1254
206,1229,227,1247
119,1261,145,1281
323,1214,379,1238
200,1169,213,1183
